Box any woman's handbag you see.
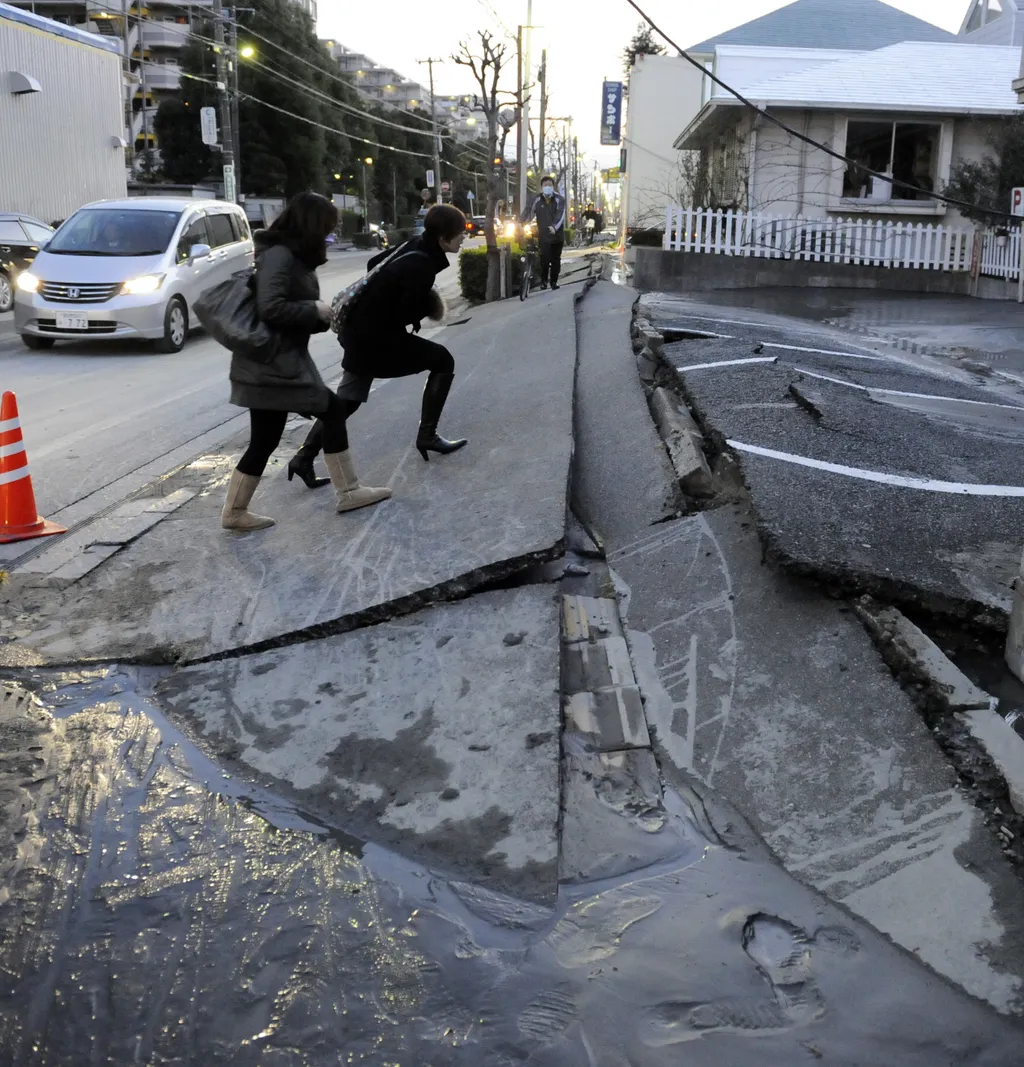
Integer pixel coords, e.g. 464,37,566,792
330,242,426,334
194,270,278,363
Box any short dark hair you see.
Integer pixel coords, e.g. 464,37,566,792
542,175,557,185
269,191,339,265
424,204,466,241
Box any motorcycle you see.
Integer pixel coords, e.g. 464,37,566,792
368,222,389,250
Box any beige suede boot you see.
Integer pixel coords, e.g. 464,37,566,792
324,450,392,513
221,469,275,530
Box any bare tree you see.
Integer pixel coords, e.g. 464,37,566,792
454,31,511,302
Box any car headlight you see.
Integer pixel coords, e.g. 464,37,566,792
122,274,164,295
504,222,517,238
16,271,40,294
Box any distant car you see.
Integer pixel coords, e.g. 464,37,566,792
0,213,54,314
465,215,487,236
412,216,426,238
15,198,253,353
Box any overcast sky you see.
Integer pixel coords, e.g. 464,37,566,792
316,0,973,170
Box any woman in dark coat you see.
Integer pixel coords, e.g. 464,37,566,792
222,192,390,530
286,203,468,488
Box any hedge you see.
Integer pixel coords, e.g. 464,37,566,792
628,228,665,247
458,242,536,302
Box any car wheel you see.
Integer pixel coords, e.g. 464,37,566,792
22,334,54,350
158,296,188,353
0,271,12,314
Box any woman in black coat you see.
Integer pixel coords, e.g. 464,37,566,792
222,192,390,530
286,204,468,488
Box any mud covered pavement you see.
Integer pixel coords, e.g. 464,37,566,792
3,670,1023,1065
3,272,1024,1062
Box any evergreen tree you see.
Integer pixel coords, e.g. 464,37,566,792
622,23,665,77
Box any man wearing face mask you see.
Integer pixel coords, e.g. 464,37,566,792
524,175,566,290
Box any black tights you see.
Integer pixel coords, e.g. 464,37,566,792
237,395,350,477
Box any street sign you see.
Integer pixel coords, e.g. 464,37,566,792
421,188,432,201
441,180,451,193
466,190,475,201
200,107,218,147
426,169,435,188
222,163,236,204
1012,187,1024,216
601,81,623,146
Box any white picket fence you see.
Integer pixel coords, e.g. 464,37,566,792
978,226,1022,280
663,206,979,272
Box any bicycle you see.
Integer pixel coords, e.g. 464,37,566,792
519,237,538,301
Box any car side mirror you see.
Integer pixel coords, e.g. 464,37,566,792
188,243,212,262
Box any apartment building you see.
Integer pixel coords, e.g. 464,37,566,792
322,39,485,140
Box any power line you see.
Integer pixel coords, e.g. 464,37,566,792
622,0,1017,221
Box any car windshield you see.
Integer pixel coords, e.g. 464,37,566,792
46,208,183,257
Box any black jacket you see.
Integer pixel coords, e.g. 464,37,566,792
340,234,449,375
229,230,331,414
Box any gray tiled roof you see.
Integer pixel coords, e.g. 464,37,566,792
687,0,955,54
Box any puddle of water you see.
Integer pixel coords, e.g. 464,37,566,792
1,668,1022,1065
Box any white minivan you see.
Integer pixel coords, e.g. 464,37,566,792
14,198,254,352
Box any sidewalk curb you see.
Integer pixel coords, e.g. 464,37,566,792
648,387,714,499
856,598,1024,821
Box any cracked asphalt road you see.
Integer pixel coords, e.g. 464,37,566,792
641,294,1024,620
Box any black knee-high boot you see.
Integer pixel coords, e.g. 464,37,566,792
415,372,467,462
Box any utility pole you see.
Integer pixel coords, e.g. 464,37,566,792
516,25,522,212
212,0,236,202
418,57,444,204
121,0,133,156
229,13,241,199
537,48,547,175
573,135,579,223
137,8,150,171
518,0,533,216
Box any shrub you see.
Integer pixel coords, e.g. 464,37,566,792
459,246,489,302
397,214,416,230
351,232,373,250
459,241,534,302
628,228,665,247
338,210,361,238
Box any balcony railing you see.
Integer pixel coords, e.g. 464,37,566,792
141,22,190,48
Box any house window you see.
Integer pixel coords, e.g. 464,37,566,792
843,120,939,202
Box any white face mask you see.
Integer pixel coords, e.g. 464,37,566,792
542,186,554,197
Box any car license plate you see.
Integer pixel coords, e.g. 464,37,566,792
55,311,88,331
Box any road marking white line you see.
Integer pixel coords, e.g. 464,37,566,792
793,367,1024,411
761,341,886,361
729,440,1024,495
677,357,778,372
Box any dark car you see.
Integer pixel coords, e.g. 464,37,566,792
0,213,54,313
465,215,487,237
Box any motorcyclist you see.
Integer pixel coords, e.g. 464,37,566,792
523,175,566,290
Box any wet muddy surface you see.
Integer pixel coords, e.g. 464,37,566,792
665,287,1024,370
2,668,1024,1064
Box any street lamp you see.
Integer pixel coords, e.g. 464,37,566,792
239,44,255,59
362,156,373,226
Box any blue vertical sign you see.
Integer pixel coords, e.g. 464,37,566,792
600,81,623,146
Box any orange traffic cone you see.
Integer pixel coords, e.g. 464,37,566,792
0,391,65,544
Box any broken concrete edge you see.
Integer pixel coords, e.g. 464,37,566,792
1008,571,1024,684
855,597,1024,844
647,387,714,499
855,600,997,715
